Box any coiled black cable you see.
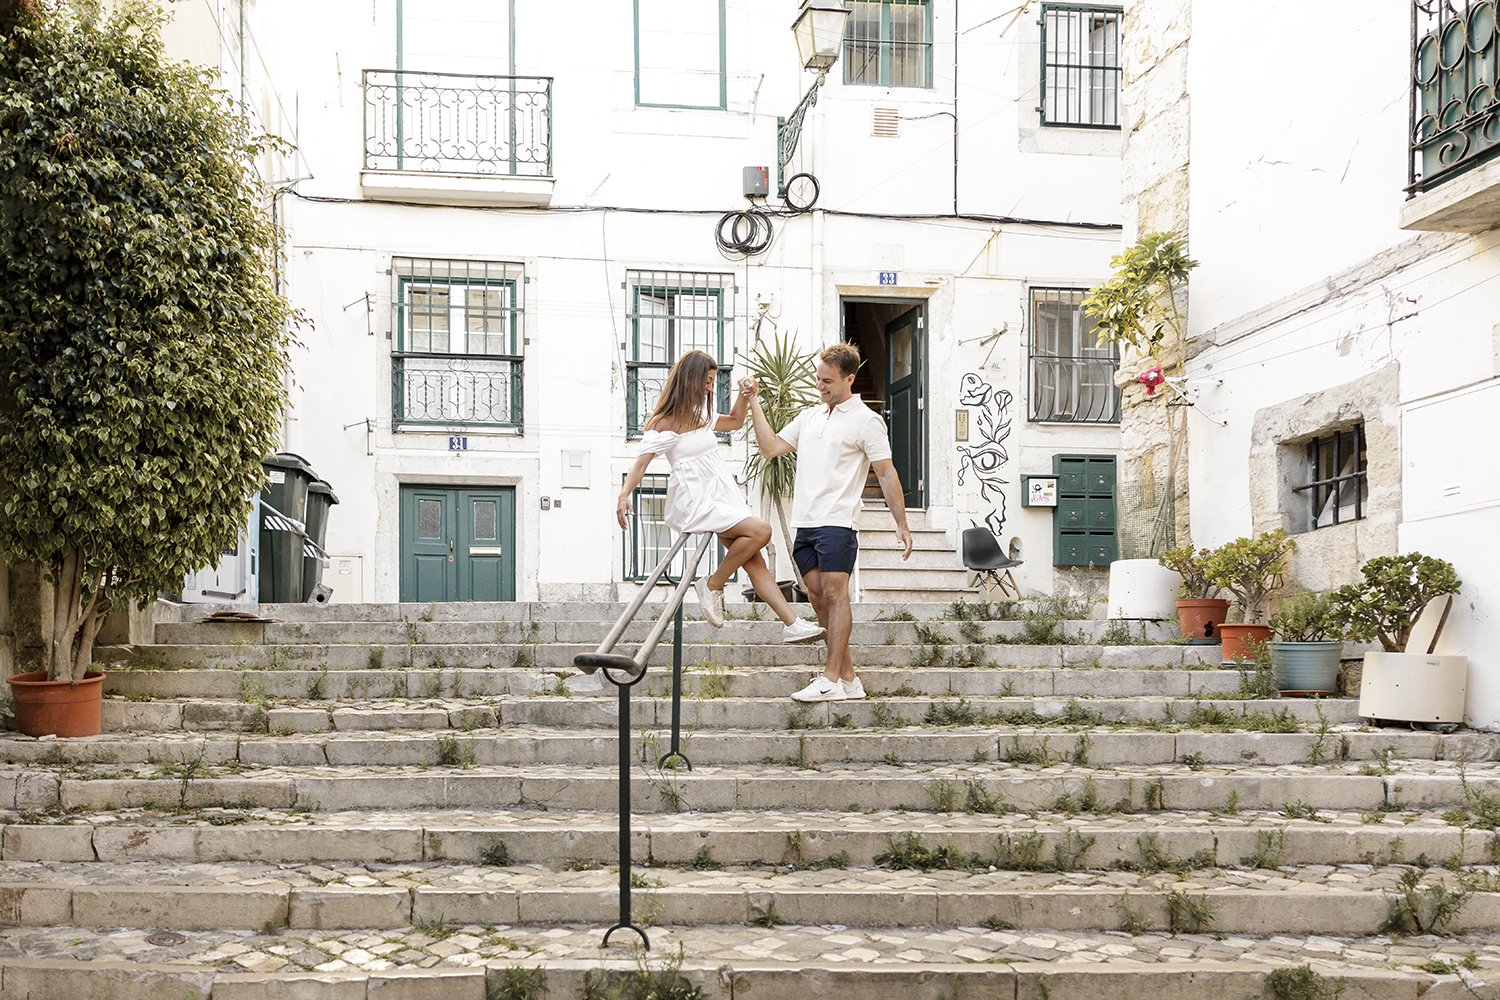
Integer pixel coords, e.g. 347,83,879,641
715,208,774,257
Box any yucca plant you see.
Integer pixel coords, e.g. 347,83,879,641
742,331,819,589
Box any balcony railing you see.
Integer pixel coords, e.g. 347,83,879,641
1409,1,1500,195
626,365,731,438
1027,355,1121,424
363,70,552,177
393,353,523,429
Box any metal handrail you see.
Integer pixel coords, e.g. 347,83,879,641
574,530,714,950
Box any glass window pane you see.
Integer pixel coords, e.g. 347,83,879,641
637,0,722,107
465,285,508,355
675,293,720,356
637,292,670,363
406,285,450,354
843,2,883,85
473,499,497,541
417,499,444,539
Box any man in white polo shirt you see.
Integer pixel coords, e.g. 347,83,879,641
748,342,912,702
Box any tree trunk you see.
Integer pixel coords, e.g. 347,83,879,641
771,495,807,595
39,547,103,682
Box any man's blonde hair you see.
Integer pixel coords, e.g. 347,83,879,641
820,342,861,377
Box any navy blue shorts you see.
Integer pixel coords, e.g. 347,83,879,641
793,526,859,576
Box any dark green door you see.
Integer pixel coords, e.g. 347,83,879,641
400,487,516,601
885,304,925,508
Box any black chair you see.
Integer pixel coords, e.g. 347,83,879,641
961,527,1023,599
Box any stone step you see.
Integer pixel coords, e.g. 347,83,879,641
0,807,1489,869
9,756,1499,816
105,663,1243,707
120,642,1215,672
0,860,1497,937
90,692,1361,735
4,722,1474,773
150,618,1178,647
0,928,1488,1000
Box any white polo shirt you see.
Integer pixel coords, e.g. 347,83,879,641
778,394,892,529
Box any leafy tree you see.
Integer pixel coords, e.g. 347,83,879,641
1082,231,1198,356
0,0,295,679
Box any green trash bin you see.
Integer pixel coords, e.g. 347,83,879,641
302,480,340,603
259,452,316,604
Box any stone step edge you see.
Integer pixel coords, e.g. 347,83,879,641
4,882,1500,936
0,955,1455,1000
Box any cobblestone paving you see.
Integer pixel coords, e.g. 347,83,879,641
2,922,1498,976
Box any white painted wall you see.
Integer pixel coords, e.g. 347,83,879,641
1177,0,1500,726
183,0,1128,603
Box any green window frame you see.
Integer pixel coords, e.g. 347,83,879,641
1039,3,1122,128
623,474,728,582
633,0,727,110
842,0,933,89
391,257,525,429
625,270,734,437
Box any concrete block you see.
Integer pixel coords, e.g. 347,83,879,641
331,709,450,731
424,826,640,865
0,883,72,925
0,958,216,1000
288,887,410,929
322,737,431,767
72,885,289,930
182,701,259,728
293,775,451,811
368,968,487,1000
447,706,497,730
212,972,367,1000
14,772,60,812
103,700,183,731
767,889,937,927
3,823,96,862
727,963,1007,1000
239,740,330,767
267,709,332,733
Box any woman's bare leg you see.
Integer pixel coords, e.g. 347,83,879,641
706,517,773,591
741,551,799,625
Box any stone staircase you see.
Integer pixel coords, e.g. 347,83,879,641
1,599,1498,998
855,506,976,603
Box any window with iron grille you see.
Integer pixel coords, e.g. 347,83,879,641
1028,288,1120,424
1040,4,1122,127
626,270,734,437
623,474,727,582
634,0,726,109
842,0,932,88
1291,425,1368,532
391,258,524,429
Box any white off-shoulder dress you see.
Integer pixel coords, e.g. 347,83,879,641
637,408,752,535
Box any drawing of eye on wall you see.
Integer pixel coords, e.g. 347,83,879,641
957,372,1013,536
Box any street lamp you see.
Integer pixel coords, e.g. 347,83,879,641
778,0,851,194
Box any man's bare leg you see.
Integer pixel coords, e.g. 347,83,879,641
819,571,854,683
802,568,838,681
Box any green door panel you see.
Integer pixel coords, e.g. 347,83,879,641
459,489,516,602
883,304,925,508
401,486,517,602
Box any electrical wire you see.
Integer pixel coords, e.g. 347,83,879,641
715,208,774,257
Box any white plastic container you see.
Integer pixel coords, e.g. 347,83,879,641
1358,652,1468,724
1106,559,1180,621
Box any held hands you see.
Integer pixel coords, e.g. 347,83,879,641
738,377,758,400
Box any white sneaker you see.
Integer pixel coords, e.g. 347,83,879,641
781,619,825,644
841,677,866,701
695,578,724,628
791,676,846,702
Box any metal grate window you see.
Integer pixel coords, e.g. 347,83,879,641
1292,425,1368,532
1040,4,1122,128
1027,288,1120,424
843,0,932,88
625,270,734,437
1408,0,1500,196
623,475,727,582
391,257,524,429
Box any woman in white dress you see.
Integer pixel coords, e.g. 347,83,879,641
616,350,823,643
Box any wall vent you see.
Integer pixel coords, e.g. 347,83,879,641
871,106,900,138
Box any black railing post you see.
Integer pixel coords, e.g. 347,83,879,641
600,661,649,950
657,602,691,771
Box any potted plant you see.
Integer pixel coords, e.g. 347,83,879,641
0,3,295,736
740,330,819,604
1204,530,1296,662
1326,553,1465,725
1158,545,1229,643
1267,591,1344,695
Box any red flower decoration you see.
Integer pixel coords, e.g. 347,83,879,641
1137,366,1165,396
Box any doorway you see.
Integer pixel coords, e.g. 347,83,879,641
842,298,926,508
399,486,516,602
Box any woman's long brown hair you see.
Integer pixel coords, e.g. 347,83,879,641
643,349,717,433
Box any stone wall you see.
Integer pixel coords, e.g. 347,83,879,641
1117,0,1194,555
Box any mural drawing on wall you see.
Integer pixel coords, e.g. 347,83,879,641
957,372,1013,536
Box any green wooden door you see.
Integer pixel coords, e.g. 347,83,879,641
400,487,516,601
884,304,925,508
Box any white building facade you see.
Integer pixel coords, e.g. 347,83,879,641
206,0,1138,606
1138,0,1500,726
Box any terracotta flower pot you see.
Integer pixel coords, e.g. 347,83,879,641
1219,623,1272,664
1175,599,1230,642
6,671,105,738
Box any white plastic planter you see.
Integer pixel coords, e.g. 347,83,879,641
1357,652,1468,725
1106,559,1180,621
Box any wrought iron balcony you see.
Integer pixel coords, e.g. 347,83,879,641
1409,1,1500,196
625,364,731,438
393,353,523,429
1027,354,1121,424
363,70,552,177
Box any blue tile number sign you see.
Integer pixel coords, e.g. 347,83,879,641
878,271,898,286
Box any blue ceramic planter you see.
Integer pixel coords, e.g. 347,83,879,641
1269,641,1343,695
